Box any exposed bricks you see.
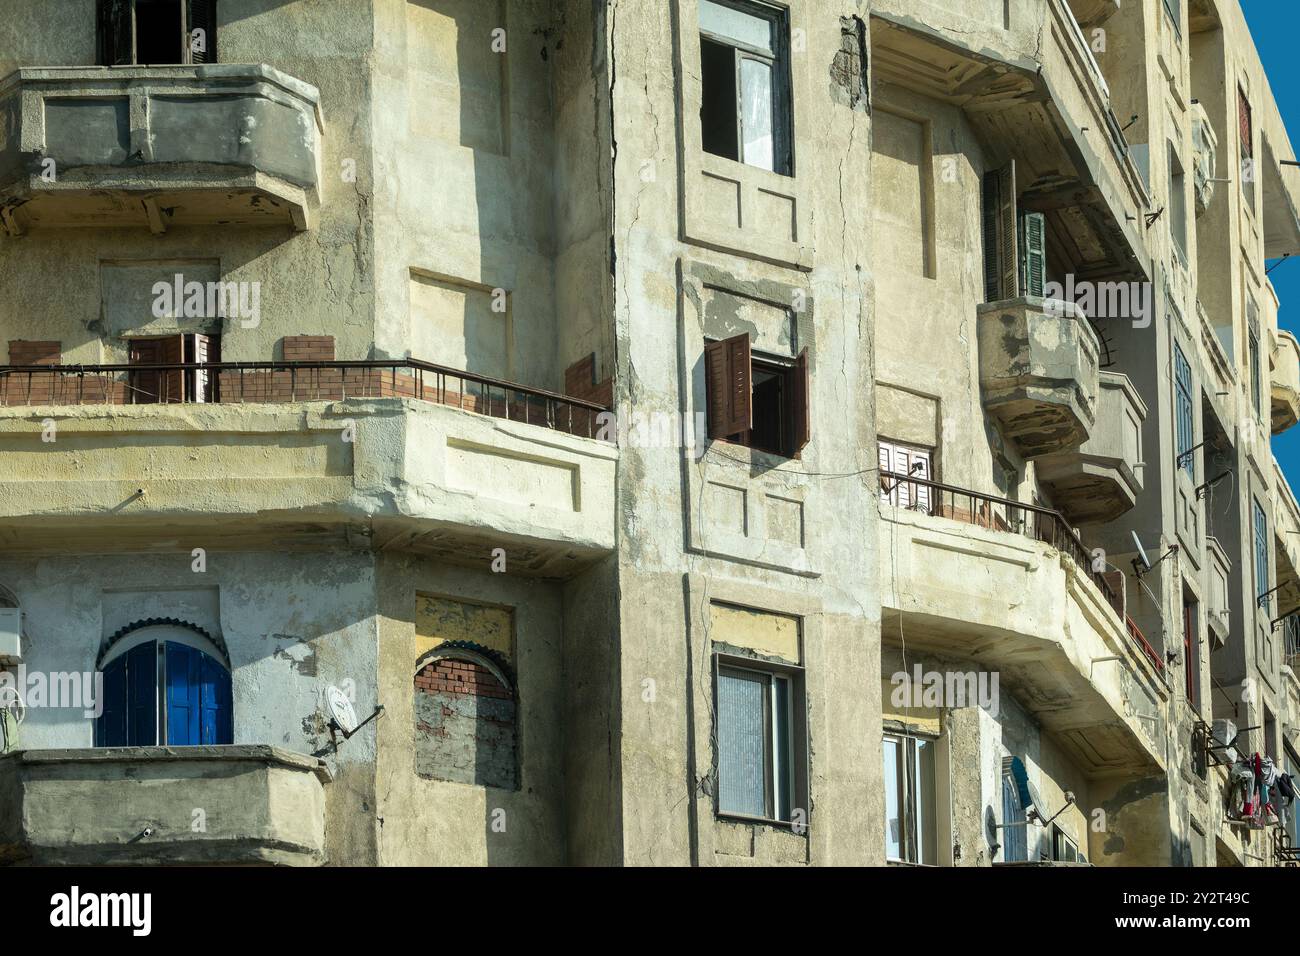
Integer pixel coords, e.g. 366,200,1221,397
564,352,614,410
282,335,335,362
8,340,60,365
414,658,512,701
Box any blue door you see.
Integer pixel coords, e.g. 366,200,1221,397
165,642,232,745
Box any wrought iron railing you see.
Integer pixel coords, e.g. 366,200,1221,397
0,359,612,440
880,469,1163,672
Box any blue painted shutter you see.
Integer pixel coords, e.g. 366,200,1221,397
97,654,128,746
126,642,157,746
166,642,232,745
166,642,201,745
199,650,232,744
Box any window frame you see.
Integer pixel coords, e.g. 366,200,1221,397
883,731,938,865
704,332,810,459
98,0,218,67
1174,341,1195,480
713,652,807,827
1051,825,1081,863
697,0,793,176
1168,143,1188,264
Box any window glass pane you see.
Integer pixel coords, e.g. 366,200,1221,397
700,0,774,53
1002,774,1027,862
883,736,904,860
772,675,792,821
718,668,768,817
915,737,938,865
740,57,774,172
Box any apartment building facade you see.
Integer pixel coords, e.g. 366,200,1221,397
0,0,1296,867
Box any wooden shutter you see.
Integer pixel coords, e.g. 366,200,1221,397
878,440,932,512
187,332,219,403
128,338,163,404
704,333,752,439
791,348,810,457
126,641,158,746
1239,88,1253,158
187,0,217,64
981,162,1018,302
96,653,128,746
1019,211,1046,298
160,335,185,403
98,0,134,66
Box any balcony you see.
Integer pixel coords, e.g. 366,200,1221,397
0,746,329,865
1037,372,1147,524
0,360,616,576
878,472,1167,777
1272,330,1300,435
977,297,1101,458
0,65,322,235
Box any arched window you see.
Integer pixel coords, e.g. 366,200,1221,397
95,620,232,747
413,645,517,790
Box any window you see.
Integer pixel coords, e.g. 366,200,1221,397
1239,86,1255,210
1254,498,1270,608
98,0,217,66
1248,300,1262,419
1052,826,1081,863
883,733,937,864
1163,0,1181,37
878,440,933,512
414,649,517,790
1001,758,1029,862
716,660,804,823
704,333,809,458
982,162,1017,302
1168,144,1188,263
1183,587,1200,714
95,622,232,747
127,333,220,404
1174,342,1195,479
699,0,791,175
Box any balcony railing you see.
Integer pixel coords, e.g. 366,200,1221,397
0,359,612,440
881,469,1162,672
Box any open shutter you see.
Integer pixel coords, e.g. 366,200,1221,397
99,0,134,66
187,0,217,64
126,641,157,746
96,654,128,746
198,650,232,744
1019,211,1046,298
981,162,1018,302
161,334,185,403
704,333,752,439
166,642,201,745
187,333,219,403
791,348,810,457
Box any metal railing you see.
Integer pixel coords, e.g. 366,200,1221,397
880,469,1163,671
0,359,612,440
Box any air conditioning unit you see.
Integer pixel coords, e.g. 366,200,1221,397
0,608,20,664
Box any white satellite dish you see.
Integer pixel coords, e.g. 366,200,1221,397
325,685,358,735
1131,530,1153,571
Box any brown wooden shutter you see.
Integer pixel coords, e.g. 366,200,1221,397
704,333,751,439
128,338,162,404
188,332,219,403
187,0,218,64
791,347,810,457
161,335,185,403
1239,88,1253,158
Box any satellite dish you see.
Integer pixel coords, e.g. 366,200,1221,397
325,685,358,735
1006,756,1044,824
1131,530,1153,571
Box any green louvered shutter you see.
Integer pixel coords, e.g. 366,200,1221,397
981,161,1018,302
188,0,217,63
1019,211,1047,298
98,0,134,66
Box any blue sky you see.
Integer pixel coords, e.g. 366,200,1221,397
1243,2,1300,485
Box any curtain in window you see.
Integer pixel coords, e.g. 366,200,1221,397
718,668,767,817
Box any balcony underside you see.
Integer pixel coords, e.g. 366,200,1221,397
0,64,321,236
0,394,616,578
871,6,1148,283
1037,372,1146,523
0,746,329,866
880,508,1166,779
978,298,1101,458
